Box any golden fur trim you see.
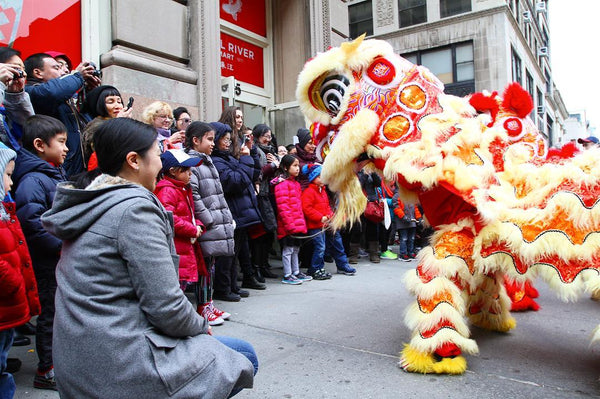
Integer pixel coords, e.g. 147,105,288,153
399,344,468,374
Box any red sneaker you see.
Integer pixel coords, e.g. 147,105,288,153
209,301,230,320
199,304,224,326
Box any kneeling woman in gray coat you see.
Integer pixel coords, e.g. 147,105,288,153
41,118,256,399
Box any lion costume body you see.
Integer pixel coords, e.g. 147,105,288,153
296,36,600,374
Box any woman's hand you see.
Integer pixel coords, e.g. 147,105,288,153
195,225,203,238
169,131,185,145
266,153,279,167
117,107,133,118
240,145,250,156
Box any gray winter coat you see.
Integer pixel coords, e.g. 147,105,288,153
186,149,235,257
392,190,418,230
41,175,253,399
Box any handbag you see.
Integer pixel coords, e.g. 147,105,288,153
364,200,384,223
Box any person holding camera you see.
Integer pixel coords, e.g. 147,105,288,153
0,47,35,151
24,53,100,177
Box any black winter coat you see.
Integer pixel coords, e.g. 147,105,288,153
25,74,90,177
211,147,263,230
12,148,65,277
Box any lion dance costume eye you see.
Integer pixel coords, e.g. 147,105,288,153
296,35,600,378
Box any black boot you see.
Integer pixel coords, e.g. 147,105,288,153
12,331,30,346
242,275,267,290
254,266,266,283
260,265,278,278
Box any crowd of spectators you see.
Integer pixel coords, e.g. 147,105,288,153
0,49,425,398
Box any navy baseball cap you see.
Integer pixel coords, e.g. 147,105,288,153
160,149,201,172
577,136,599,144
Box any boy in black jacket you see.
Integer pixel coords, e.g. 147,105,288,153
12,115,67,391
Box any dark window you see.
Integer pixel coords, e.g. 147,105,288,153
544,69,551,94
546,114,554,144
526,70,534,118
511,47,522,84
440,0,472,18
403,41,475,96
349,1,373,39
398,0,427,27
536,87,544,132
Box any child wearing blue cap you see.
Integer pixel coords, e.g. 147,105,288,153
301,163,356,278
154,150,226,325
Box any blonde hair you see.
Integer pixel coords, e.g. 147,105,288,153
141,101,173,125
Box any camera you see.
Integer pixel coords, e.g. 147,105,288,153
87,62,102,78
13,69,24,79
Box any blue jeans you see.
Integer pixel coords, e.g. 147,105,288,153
216,336,258,398
398,227,416,255
308,229,349,273
0,329,15,399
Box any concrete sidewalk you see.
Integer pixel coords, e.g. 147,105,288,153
10,252,600,398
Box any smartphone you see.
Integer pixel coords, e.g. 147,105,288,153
126,97,134,110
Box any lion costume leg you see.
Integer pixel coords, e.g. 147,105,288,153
468,272,516,332
400,221,479,374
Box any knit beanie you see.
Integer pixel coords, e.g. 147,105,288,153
296,128,311,149
210,121,233,144
83,85,121,118
302,163,322,183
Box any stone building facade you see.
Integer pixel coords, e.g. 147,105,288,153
347,0,568,145
79,0,349,146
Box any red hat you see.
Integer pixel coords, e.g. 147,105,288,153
45,51,72,70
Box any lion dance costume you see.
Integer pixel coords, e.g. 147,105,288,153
296,35,600,374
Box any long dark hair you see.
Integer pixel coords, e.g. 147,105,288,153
218,106,241,158
184,121,214,151
94,118,157,176
276,154,298,179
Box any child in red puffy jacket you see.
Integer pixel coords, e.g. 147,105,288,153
271,155,311,285
301,163,356,278
155,149,226,326
0,143,40,396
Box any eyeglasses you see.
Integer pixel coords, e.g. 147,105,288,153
221,138,232,143
156,115,172,120
178,118,192,124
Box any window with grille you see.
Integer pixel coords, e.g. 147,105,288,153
440,0,472,18
349,1,373,39
403,41,475,96
398,0,427,28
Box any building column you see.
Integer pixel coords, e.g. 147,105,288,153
188,0,222,121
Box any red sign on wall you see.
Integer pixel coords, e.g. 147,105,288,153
0,0,82,65
219,0,266,37
220,32,264,88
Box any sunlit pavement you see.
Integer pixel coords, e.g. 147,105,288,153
11,249,600,398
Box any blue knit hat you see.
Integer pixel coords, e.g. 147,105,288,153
302,163,322,183
209,121,232,143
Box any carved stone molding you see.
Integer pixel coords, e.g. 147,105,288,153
376,0,394,27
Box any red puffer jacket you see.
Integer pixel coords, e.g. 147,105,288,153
301,183,333,230
0,201,40,331
154,177,206,281
272,176,307,239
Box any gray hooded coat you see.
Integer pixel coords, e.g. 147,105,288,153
186,149,235,257
41,175,253,398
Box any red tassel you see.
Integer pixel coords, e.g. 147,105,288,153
502,83,533,118
546,141,579,161
435,342,462,358
469,92,500,127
